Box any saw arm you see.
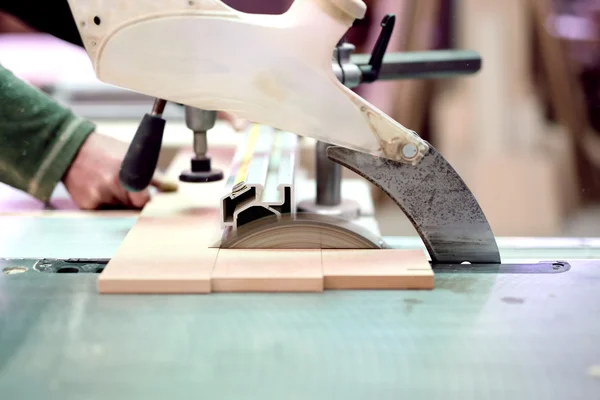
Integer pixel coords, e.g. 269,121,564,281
65,0,427,164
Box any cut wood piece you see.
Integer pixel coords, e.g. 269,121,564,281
98,150,232,294
322,249,433,289
211,249,323,292
98,210,221,294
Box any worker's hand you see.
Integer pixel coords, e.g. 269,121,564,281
62,132,162,210
218,111,249,131
62,113,246,210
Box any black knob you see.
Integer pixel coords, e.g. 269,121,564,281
119,99,167,192
360,14,396,83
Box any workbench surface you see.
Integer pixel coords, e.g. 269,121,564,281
1,216,600,399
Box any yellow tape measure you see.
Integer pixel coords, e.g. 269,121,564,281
234,124,261,185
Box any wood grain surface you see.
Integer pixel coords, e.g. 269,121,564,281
322,249,433,289
212,249,324,292
97,147,230,294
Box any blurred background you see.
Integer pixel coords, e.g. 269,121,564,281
1,0,599,238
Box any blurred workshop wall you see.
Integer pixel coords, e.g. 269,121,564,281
360,0,600,237
434,0,600,236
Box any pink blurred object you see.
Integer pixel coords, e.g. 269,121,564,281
0,182,78,212
0,33,98,86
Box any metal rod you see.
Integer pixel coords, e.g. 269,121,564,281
151,98,167,116
351,49,482,81
193,132,208,158
315,141,341,206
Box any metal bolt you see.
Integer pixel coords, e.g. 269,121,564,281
552,262,564,270
402,143,418,159
193,131,208,158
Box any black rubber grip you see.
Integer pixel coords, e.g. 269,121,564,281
118,113,166,192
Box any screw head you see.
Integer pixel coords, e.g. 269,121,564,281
552,262,564,270
402,143,418,159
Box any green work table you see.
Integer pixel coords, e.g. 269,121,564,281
1,216,599,399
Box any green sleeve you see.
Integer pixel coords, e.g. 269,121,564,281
0,63,96,203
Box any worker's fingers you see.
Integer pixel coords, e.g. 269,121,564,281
217,111,249,131
109,174,135,208
128,190,151,209
75,186,106,210
94,187,128,210
231,117,249,132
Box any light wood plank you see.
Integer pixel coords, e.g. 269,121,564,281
211,249,324,292
322,249,433,290
97,150,231,294
97,206,222,294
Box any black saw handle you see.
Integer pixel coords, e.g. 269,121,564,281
118,98,167,192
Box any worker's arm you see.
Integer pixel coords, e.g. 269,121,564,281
0,63,158,209
0,62,95,202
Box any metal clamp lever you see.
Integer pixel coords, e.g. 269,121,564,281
118,98,167,192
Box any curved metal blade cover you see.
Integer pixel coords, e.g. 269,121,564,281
327,145,501,264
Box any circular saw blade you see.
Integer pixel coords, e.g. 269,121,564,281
217,213,387,249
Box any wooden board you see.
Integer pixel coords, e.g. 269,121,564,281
97,148,230,294
98,147,434,294
322,249,433,290
97,187,225,294
212,249,324,292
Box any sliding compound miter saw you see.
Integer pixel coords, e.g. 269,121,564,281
65,0,503,266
